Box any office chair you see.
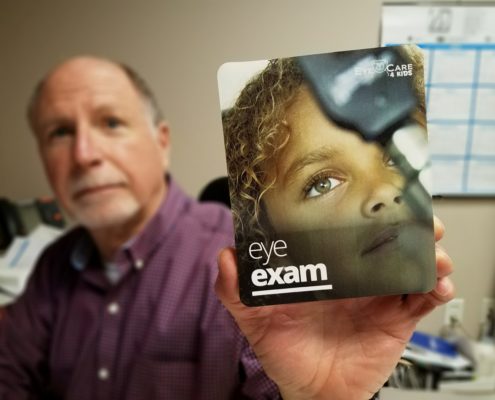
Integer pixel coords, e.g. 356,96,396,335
198,177,230,208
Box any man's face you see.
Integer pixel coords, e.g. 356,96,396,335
32,58,170,232
262,88,433,293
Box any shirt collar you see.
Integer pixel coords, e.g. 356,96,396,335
70,230,93,271
70,175,189,272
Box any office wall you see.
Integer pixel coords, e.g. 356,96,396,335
1,0,494,337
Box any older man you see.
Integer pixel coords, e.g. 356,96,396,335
0,56,454,400
0,56,280,399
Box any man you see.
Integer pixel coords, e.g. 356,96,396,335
0,56,279,399
0,56,454,400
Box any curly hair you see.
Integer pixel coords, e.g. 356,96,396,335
222,45,425,253
223,58,304,248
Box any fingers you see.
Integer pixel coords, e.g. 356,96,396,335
435,243,453,279
433,215,445,242
433,218,454,303
406,275,455,319
429,276,455,306
407,216,454,317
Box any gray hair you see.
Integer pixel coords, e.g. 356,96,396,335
27,60,164,131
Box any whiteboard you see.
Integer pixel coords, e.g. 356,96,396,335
382,3,495,196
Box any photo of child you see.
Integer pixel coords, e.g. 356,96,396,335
219,45,436,306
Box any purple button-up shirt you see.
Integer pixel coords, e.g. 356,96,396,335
0,179,280,400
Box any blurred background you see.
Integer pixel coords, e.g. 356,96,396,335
1,0,495,397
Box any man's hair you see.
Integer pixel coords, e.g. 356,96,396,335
27,59,164,131
118,63,164,125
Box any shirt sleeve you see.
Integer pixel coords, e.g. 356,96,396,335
0,248,55,399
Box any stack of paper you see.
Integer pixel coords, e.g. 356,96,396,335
0,224,62,304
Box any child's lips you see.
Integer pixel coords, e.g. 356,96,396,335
361,225,401,256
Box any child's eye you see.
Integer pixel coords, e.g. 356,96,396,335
383,153,396,167
386,157,396,167
305,176,344,199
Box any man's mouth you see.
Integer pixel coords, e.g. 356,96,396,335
361,226,400,256
73,183,124,200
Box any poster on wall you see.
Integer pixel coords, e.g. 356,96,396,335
382,3,495,196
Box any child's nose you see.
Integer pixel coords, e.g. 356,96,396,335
363,183,403,218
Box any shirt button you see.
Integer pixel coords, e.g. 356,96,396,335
98,367,110,381
107,302,119,315
135,259,144,270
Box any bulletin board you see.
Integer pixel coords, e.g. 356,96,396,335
381,3,495,196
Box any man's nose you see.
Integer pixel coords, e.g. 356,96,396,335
362,182,403,218
73,126,102,168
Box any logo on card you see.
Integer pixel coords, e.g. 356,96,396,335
355,58,413,78
373,59,387,73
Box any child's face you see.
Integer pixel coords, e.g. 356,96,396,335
263,87,412,231
262,87,432,291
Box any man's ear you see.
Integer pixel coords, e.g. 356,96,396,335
156,121,171,170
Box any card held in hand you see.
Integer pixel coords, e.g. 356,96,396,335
217,45,436,306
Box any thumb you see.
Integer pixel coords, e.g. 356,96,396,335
215,247,243,313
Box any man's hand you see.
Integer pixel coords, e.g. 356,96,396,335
215,217,454,400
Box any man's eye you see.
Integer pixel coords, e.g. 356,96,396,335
305,176,344,199
105,117,121,129
49,126,73,138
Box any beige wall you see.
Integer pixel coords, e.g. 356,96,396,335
1,0,494,337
